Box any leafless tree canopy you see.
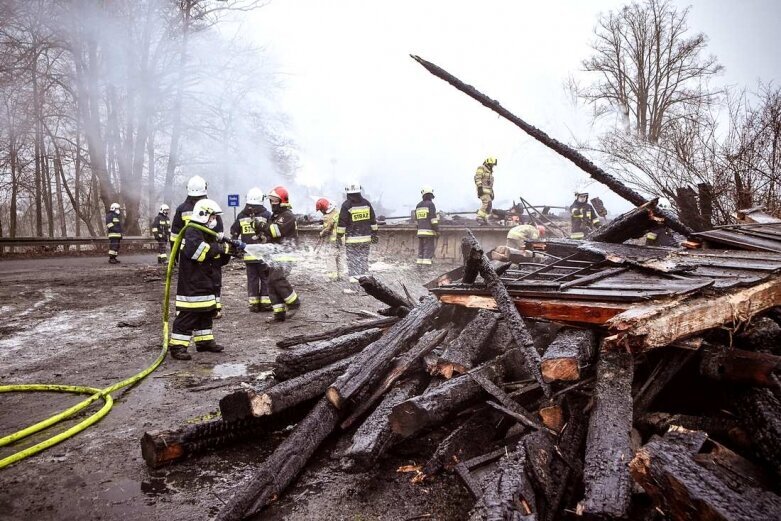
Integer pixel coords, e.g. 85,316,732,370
0,0,290,238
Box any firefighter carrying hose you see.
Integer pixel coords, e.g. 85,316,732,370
475,157,497,225
257,186,301,322
316,198,341,279
570,192,601,240
169,199,244,360
336,183,378,283
230,187,272,312
171,175,226,317
151,204,171,264
415,186,439,267
106,203,122,264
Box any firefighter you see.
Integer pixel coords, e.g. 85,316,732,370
336,183,378,283
645,198,677,246
171,175,226,317
415,186,439,267
474,157,497,224
151,204,171,264
506,224,545,250
316,198,341,279
169,199,243,360
106,202,122,264
258,186,301,322
570,192,600,240
230,187,272,312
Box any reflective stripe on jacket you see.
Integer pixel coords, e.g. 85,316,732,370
337,196,377,244
415,199,439,237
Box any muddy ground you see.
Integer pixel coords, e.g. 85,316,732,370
0,250,473,520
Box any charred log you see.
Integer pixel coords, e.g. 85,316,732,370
587,199,659,243
358,275,413,312
699,344,781,387
274,328,383,380
634,347,696,414
733,387,781,478
436,309,499,378
276,316,399,348
636,412,749,450
539,328,596,383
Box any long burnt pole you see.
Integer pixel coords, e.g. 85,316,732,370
410,54,694,238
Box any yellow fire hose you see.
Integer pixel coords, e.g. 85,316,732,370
0,222,217,469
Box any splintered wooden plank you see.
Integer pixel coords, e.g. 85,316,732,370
437,294,630,325
603,276,781,352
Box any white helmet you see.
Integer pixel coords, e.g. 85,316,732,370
345,182,362,194
110,203,121,212
247,187,265,206
657,197,671,209
160,204,170,213
421,186,434,197
191,199,222,224
187,175,208,197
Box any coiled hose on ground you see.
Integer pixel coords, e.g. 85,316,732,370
0,222,216,469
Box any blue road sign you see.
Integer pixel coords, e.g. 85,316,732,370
227,194,240,207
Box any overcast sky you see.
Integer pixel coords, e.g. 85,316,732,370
228,0,780,216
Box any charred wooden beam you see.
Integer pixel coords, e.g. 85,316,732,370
630,429,781,521
216,398,341,521
587,199,659,243
471,370,553,434
578,350,634,519
327,296,441,409
422,408,509,478
410,54,694,238
700,344,781,387
274,328,383,380
390,347,524,438
604,276,781,352
633,347,696,414
219,357,354,422
539,328,596,383
435,309,499,378
462,237,482,284
276,316,399,348
733,387,781,478
636,412,750,450
340,329,446,430
358,275,413,313
464,231,551,397
340,375,428,473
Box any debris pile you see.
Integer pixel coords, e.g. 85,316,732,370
141,220,781,520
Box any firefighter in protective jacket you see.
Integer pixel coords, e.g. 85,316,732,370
106,203,122,264
258,186,300,322
336,183,378,282
415,186,439,266
317,198,341,279
151,204,171,264
171,175,225,316
169,199,239,360
230,187,272,312
474,157,497,224
570,192,601,240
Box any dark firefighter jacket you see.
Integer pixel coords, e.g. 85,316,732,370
106,212,122,238
570,200,600,239
230,205,272,262
151,213,170,242
337,195,378,244
415,199,439,237
175,226,230,312
264,207,298,246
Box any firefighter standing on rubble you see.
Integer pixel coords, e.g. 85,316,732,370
569,192,601,240
474,157,497,225
257,186,301,322
151,204,171,264
171,175,226,318
106,203,123,264
316,198,341,279
337,183,378,283
230,188,272,312
415,186,439,267
169,199,244,360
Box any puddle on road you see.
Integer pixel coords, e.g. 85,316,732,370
141,477,170,496
212,363,247,379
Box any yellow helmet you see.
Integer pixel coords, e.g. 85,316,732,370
421,186,434,197
484,157,498,167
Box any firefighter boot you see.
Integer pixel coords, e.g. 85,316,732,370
196,340,225,353
170,346,192,360
249,303,261,313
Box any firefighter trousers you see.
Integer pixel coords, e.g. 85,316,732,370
170,309,214,350
108,237,121,258
246,262,270,307
345,243,370,277
268,261,299,320
417,237,436,265
156,239,168,262
477,193,493,221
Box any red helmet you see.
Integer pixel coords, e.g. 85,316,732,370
268,186,289,205
315,198,330,213
536,225,546,237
